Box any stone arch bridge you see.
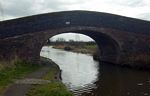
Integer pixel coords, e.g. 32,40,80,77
0,11,150,68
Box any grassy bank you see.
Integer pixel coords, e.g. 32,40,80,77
27,59,73,96
27,82,73,96
0,61,40,95
53,44,97,55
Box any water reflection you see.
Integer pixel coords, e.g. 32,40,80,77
41,46,150,96
41,46,99,95
83,63,150,96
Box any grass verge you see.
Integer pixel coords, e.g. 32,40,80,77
53,44,97,55
0,61,40,94
27,82,73,96
27,60,73,96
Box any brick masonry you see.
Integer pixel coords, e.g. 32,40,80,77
0,11,150,68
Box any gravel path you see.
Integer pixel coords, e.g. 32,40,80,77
3,58,60,96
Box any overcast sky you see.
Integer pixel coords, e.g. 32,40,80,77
0,0,150,41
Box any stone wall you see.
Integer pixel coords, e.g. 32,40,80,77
0,11,150,68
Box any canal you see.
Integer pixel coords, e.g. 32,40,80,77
41,46,150,96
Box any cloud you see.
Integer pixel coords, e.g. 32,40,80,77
50,33,94,41
1,0,34,17
0,0,150,21
137,13,150,21
105,0,145,7
0,0,85,19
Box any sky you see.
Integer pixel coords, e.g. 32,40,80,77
0,0,150,41
50,33,94,41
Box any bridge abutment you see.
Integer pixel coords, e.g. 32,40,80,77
0,11,150,68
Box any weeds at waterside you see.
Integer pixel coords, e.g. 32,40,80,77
27,82,73,96
0,61,40,94
27,63,73,96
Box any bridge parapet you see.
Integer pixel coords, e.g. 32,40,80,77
0,11,150,68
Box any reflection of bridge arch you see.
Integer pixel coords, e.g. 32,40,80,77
0,11,150,67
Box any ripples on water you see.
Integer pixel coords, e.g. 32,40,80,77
41,46,99,95
68,83,97,96
41,46,150,96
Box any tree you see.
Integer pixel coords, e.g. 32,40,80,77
56,38,66,42
69,39,74,42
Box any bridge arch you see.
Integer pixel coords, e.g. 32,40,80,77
36,27,121,64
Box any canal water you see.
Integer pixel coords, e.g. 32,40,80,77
41,46,150,96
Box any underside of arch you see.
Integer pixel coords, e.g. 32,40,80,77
40,30,121,64
77,31,120,64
